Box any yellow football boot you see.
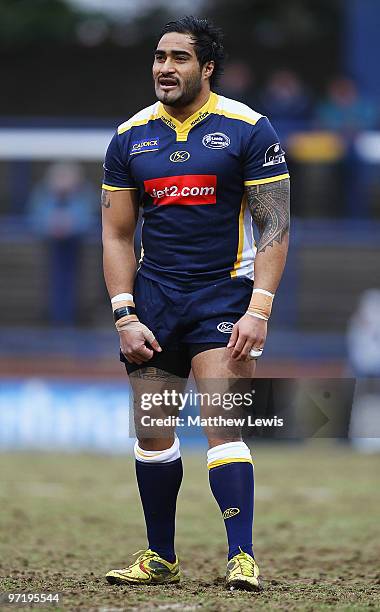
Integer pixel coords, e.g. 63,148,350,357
105,549,180,585
226,550,263,591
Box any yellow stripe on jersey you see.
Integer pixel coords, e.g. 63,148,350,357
230,195,247,279
116,93,263,140
244,173,290,186
214,108,259,126
102,184,138,191
208,457,253,470
158,92,219,142
118,112,160,135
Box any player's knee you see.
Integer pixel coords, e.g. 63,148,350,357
134,435,180,462
206,435,243,448
136,437,173,450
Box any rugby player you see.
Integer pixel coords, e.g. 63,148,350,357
102,16,290,591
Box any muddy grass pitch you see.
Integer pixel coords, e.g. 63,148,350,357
1,444,379,611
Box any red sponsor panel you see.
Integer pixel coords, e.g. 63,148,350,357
144,174,217,206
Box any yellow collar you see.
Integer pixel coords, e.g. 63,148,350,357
158,92,218,142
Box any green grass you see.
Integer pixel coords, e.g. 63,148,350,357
0,443,379,611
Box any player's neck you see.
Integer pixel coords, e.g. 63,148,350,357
163,89,211,123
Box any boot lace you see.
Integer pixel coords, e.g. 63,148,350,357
235,549,255,576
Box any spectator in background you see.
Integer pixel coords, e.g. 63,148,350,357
316,77,377,134
347,289,380,452
316,77,378,217
347,289,380,377
219,60,254,103
259,70,313,122
27,162,97,325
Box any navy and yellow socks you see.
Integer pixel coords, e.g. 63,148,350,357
208,441,254,560
135,436,182,564
134,437,254,564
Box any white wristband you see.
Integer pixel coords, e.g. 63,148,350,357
111,292,134,304
252,288,275,298
246,311,268,321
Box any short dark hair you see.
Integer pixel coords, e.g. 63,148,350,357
159,16,225,87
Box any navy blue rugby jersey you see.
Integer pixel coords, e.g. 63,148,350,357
103,91,289,288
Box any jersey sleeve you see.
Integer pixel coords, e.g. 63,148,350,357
243,117,289,186
102,131,138,191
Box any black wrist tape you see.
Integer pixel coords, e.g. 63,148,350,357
113,306,137,322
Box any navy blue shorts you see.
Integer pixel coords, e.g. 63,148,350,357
121,273,253,377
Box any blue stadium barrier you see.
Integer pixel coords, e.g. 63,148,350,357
0,379,133,452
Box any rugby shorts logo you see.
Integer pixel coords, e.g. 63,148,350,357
144,174,217,206
202,132,231,149
217,321,234,333
130,138,160,155
222,507,240,519
169,151,190,163
263,142,285,167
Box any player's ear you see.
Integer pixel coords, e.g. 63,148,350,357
203,60,215,81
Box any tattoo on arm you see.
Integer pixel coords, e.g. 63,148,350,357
246,178,290,253
101,189,111,208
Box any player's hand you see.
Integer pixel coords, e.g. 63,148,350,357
227,314,267,361
119,321,162,365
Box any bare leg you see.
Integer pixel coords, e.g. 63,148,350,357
128,367,187,563
191,347,256,447
129,367,187,450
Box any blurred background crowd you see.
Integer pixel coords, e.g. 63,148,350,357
0,0,379,449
